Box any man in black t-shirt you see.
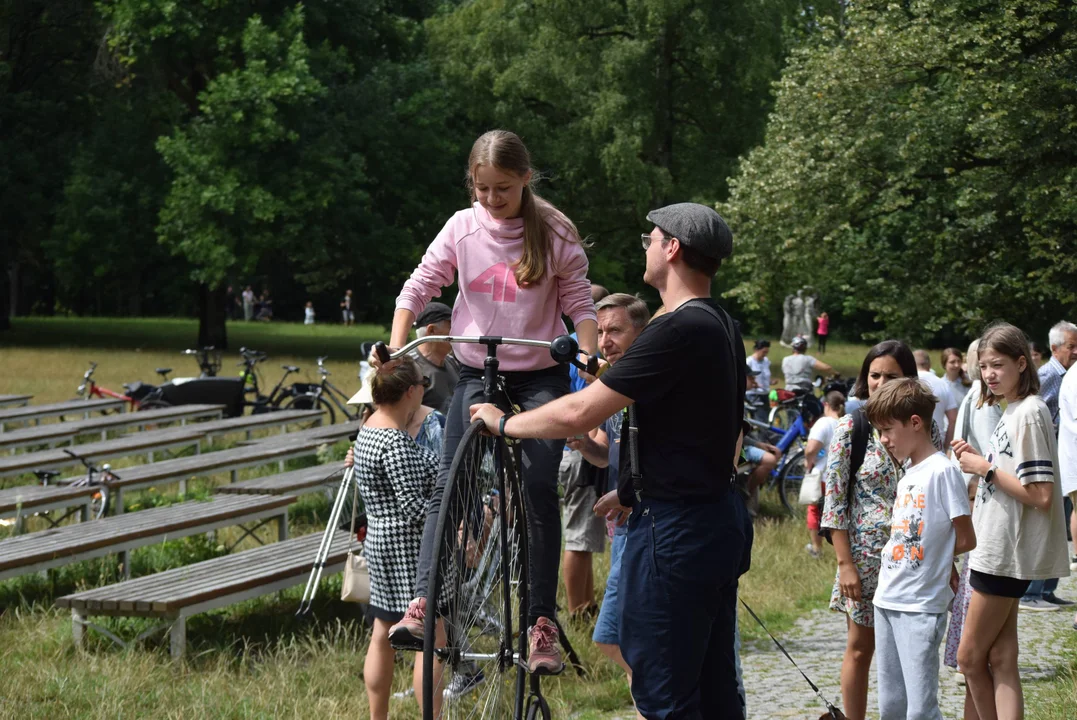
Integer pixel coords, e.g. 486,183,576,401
471,203,751,719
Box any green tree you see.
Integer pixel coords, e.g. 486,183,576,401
724,0,1077,343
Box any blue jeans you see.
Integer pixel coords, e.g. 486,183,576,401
593,532,627,646
619,494,752,719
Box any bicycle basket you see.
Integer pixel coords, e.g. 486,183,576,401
289,383,321,396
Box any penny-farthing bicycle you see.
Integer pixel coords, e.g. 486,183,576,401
375,334,594,720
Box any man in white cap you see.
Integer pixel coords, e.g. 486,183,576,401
471,202,751,718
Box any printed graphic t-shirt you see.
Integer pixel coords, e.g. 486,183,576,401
969,396,1071,581
873,452,970,614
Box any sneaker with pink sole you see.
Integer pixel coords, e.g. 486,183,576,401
526,617,564,675
389,597,426,650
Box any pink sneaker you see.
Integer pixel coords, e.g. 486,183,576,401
389,598,426,650
526,617,564,675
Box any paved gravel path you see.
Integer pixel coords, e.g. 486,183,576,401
600,573,1076,719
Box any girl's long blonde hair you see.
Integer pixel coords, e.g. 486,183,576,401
467,130,581,286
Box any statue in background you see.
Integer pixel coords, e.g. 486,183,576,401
780,288,820,347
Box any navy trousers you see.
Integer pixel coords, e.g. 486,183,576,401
619,493,753,719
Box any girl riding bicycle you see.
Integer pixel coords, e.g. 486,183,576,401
374,130,598,676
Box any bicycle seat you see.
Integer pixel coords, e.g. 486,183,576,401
155,367,172,376
33,469,61,482
281,365,299,373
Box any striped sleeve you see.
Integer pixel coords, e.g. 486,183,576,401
1013,403,1057,486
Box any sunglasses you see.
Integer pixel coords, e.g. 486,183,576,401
641,232,671,250
417,376,432,389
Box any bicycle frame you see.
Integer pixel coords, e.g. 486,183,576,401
76,363,137,411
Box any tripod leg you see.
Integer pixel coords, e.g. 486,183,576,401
297,467,353,613
553,616,586,676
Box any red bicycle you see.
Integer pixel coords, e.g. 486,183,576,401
74,362,171,412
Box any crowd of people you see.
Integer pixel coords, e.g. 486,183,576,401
334,127,1075,720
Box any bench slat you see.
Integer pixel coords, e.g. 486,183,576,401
215,465,344,496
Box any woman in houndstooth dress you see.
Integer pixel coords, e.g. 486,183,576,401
352,356,440,719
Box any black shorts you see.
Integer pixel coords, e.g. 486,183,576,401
969,569,1031,599
365,603,404,625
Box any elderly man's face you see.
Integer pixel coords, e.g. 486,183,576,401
1054,331,1077,370
598,307,643,365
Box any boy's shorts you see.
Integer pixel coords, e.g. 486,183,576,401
807,501,823,530
743,446,765,464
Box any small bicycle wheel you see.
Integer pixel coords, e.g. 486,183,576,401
283,393,336,427
90,486,110,519
769,405,798,431
424,421,529,719
777,449,806,516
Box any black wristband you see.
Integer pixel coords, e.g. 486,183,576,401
498,415,510,438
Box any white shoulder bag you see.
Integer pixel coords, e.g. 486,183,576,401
341,471,370,603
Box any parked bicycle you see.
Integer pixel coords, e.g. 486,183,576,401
283,356,360,424
74,362,171,412
31,449,116,526
374,334,593,720
742,403,816,516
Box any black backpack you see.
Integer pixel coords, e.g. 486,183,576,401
819,408,870,545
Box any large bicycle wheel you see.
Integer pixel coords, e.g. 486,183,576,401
768,404,798,431
283,393,336,427
424,421,529,719
777,449,806,516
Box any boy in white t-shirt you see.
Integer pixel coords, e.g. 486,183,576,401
866,378,976,720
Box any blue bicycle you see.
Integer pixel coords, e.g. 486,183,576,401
743,404,816,516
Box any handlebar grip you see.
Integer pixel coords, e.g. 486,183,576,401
373,342,391,364
585,355,599,377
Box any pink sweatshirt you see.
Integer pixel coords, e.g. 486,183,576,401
397,203,596,371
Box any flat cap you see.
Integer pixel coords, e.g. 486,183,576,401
646,203,733,261
414,302,453,328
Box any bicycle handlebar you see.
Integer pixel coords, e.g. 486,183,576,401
373,335,599,375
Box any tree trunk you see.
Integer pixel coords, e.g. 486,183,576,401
0,263,11,330
197,283,229,350
6,262,18,319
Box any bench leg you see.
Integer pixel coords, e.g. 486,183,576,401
114,488,124,515
279,508,289,542
148,450,154,463
170,616,186,661
179,478,187,496
120,550,130,580
72,609,86,648
278,459,285,473
80,499,91,522
14,512,24,535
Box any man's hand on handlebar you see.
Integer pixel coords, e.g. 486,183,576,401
578,355,609,385
469,403,506,435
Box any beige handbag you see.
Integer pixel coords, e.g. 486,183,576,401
341,473,370,603
798,468,824,505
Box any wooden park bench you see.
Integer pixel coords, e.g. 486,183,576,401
56,530,349,659
0,426,207,479
0,394,32,408
192,408,324,443
105,435,337,512
0,404,225,453
0,484,97,532
243,420,360,448
0,398,126,432
215,464,344,497
0,493,294,585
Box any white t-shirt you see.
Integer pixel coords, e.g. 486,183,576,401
969,396,1071,580
807,416,838,471
1058,369,1077,496
874,452,970,614
918,370,958,436
304,307,315,324
782,354,816,391
747,354,771,396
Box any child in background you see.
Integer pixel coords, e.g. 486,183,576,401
804,390,846,558
304,301,315,325
867,378,976,720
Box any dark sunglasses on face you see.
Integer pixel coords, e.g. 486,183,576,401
417,376,432,389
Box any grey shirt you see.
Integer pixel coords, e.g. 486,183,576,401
782,353,816,391
409,348,460,416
